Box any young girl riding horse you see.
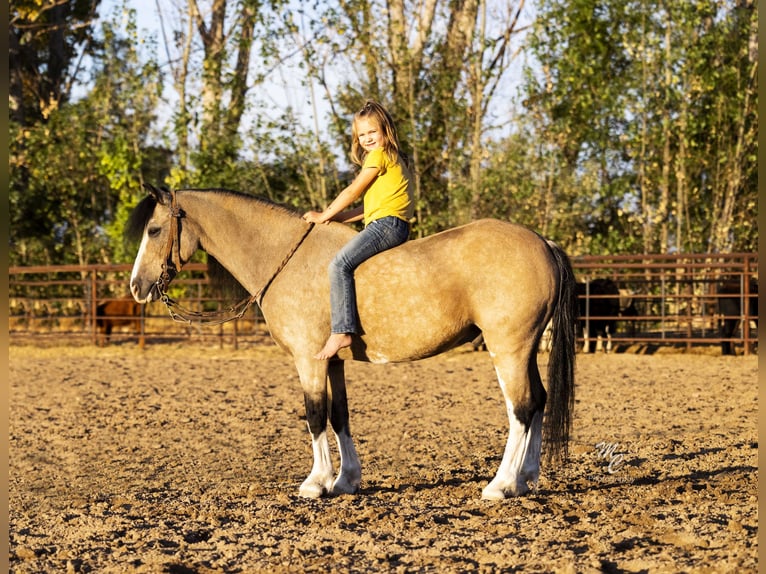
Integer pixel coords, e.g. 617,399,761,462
303,100,414,360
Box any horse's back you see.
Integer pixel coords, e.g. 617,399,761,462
348,219,559,361
363,218,556,294
96,299,141,329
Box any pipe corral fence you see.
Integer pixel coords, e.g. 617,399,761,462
8,253,758,355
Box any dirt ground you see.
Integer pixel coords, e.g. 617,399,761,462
9,338,758,573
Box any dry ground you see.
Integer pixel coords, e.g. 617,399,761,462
9,339,758,573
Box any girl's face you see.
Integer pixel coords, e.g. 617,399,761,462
355,117,384,152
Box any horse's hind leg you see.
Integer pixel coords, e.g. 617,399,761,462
327,361,361,494
482,349,546,500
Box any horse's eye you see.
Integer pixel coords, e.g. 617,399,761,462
148,226,162,238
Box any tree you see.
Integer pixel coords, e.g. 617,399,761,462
9,5,164,266
284,0,528,236
157,0,288,188
521,0,757,255
10,0,101,125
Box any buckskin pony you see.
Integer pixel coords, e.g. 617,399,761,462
126,185,577,500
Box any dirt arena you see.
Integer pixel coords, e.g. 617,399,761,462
9,338,758,573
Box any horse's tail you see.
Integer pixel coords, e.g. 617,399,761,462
544,240,578,465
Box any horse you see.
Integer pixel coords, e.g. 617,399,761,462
717,277,758,356
576,278,621,353
95,298,143,346
126,185,578,500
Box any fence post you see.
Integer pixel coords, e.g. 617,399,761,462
583,279,590,353
685,271,692,351
91,269,98,346
660,272,666,340
139,304,145,350
743,257,751,356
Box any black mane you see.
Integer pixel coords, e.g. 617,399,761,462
125,187,301,244
124,194,157,242
207,254,250,301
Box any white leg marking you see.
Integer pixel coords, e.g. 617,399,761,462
519,410,543,486
333,430,362,494
482,369,542,500
299,430,335,498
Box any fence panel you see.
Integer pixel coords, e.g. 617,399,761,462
9,253,758,354
571,253,758,355
9,263,267,349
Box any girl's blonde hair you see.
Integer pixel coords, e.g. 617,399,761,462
349,99,406,167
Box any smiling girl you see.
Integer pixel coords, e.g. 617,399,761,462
303,99,414,360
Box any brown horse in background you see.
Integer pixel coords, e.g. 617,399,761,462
127,186,577,500
96,298,142,346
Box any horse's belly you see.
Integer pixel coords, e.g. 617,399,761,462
343,319,480,363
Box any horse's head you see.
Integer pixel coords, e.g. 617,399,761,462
127,185,200,303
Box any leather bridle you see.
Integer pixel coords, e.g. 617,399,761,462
154,188,184,297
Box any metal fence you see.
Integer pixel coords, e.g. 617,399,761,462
8,263,265,349
9,252,758,354
571,252,757,355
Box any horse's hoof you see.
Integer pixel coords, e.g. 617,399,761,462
481,485,507,500
299,480,327,499
482,480,529,500
332,476,360,495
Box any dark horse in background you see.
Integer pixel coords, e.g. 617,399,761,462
127,186,578,500
717,277,758,356
576,278,621,353
96,298,142,346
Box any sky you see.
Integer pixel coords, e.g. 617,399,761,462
97,0,331,149
97,0,533,154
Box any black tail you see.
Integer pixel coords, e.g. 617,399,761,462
544,240,578,464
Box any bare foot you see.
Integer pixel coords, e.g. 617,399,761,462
314,333,352,360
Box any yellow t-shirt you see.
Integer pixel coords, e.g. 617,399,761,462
361,148,414,226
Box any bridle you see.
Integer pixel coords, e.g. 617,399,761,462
155,188,184,295
153,188,314,326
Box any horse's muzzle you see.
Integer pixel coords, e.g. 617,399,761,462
130,278,162,304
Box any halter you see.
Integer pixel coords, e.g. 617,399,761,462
154,188,314,326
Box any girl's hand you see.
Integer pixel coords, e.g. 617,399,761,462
302,211,328,224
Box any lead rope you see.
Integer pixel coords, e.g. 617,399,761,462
158,221,315,326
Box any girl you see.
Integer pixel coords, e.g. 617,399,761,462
303,99,414,360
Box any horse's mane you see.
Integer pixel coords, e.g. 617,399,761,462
125,187,301,301
124,194,158,242
206,254,251,301
125,187,302,242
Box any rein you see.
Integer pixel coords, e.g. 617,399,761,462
155,189,314,326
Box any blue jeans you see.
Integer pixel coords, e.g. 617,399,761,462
328,216,410,334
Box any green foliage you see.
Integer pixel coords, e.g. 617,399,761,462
8,0,758,267
521,0,757,255
10,100,107,265
9,3,165,266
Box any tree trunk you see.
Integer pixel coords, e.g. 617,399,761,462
190,0,227,145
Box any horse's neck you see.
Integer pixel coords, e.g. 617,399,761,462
181,191,310,293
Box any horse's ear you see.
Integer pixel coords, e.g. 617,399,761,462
143,183,171,205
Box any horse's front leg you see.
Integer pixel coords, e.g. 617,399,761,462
295,356,335,498
327,360,361,494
